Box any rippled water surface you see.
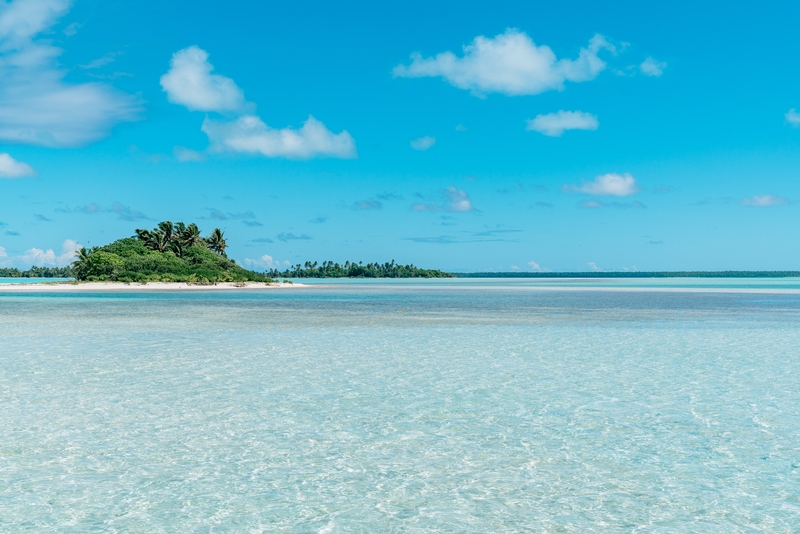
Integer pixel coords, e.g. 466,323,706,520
2,281,800,532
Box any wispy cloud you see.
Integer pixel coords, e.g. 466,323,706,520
376,192,403,201
74,202,147,221
785,109,800,127
406,228,520,244
410,136,436,151
250,237,274,244
580,199,645,209
0,0,140,147
310,216,328,224
5,230,20,236
393,30,615,97
412,186,475,212
565,173,640,197
242,220,263,227
34,214,53,222
587,261,602,272
640,57,667,77
739,194,789,207
526,110,598,137
352,199,382,211
205,208,255,220
174,146,205,162
0,153,36,178
276,232,312,242
79,52,121,70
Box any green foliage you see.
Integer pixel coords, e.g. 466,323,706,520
0,266,74,278
266,260,453,278
71,223,271,283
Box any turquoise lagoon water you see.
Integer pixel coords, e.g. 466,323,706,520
1,279,800,531
0,277,72,284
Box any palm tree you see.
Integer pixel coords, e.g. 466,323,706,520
71,247,92,280
206,228,227,256
157,221,174,244
181,223,203,248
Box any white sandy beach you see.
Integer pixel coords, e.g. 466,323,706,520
0,281,302,291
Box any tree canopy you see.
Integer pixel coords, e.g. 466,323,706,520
266,260,453,278
71,222,270,283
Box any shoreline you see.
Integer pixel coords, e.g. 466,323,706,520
0,281,302,291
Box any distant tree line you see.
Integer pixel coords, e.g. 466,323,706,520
0,266,74,278
456,271,800,278
266,260,454,278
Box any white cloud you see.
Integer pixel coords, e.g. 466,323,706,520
163,45,356,160
0,0,140,147
202,114,356,159
410,135,436,150
527,260,544,272
0,152,35,177
412,186,475,212
587,261,602,272
20,238,80,267
244,254,290,270
0,245,6,258
785,109,800,127
160,46,246,113
393,29,614,96
565,173,640,196
640,57,667,77
526,110,598,137
173,146,205,162
739,194,789,207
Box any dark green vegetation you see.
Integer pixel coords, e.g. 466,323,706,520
72,222,272,283
457,271,800,278
0,266,74,278
267,260,454,278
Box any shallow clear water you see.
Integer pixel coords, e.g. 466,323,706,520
2,280,800,532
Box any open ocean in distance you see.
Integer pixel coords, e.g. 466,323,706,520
2,279,799,532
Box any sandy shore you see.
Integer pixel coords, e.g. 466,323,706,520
0,281,302,291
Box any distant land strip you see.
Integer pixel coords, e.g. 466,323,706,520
456,271,800,278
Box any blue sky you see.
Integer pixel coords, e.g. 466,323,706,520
1,0,799,272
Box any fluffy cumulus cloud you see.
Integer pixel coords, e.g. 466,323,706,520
785,109,800,127
410,135,436,150
0,0,140,147
739,194,789,207
163,46,356,159
18,238,80,267
565,173,640,197
527,260,544,272
0,152,35,177
526,110,598,137
160,46,246,113
412,186,475,212
640,57,667,77
202,115,356,159
393,30,615,96
244,254,290,270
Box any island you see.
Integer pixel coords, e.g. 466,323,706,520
72,221,274,284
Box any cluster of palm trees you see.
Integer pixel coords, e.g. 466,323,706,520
135,221,228,257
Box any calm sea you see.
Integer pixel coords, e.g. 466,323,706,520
2,279,799,532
